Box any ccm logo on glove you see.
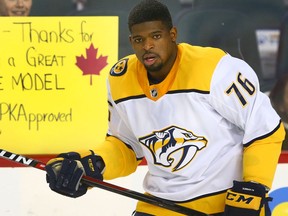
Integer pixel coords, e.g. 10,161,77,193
226,191,262,209
224,181,272,216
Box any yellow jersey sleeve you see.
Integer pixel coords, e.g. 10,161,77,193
243,122,285,188
92,136,141,180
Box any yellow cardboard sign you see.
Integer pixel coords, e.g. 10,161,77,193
0,17,118,154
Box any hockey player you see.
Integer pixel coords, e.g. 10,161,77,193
45,0,285,215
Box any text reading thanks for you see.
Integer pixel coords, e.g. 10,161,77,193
0,20,96,131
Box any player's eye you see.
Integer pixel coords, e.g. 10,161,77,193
134,38,143,43
153,34,161,39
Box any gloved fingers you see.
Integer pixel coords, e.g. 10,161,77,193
45,155,89,198
45,164,57,184
56,159,78,189
70,168,85,190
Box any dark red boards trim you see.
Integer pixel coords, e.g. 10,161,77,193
1,151,288,167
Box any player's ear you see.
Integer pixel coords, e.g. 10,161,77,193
129,34,132,44
170,27,177,42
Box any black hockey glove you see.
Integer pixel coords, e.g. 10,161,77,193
45,151,105,198
224,180,272,216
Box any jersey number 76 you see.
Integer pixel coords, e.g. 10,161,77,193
225,72,256,107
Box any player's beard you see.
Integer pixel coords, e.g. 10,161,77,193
144,61,164,72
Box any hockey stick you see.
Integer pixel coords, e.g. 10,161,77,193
0,149,208,216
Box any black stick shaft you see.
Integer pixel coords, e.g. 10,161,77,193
0,149,208,216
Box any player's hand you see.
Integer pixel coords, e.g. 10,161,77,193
224,181,271,216
45,151,105,198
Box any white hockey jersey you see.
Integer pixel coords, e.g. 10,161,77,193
92,43,284,215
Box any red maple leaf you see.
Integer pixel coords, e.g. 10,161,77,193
76,43,108,85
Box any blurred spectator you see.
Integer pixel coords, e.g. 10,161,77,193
0,0,32,16
269,74,288,150
72,0,87,11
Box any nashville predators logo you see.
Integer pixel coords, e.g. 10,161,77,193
139,126,207,172
110,58,128,76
